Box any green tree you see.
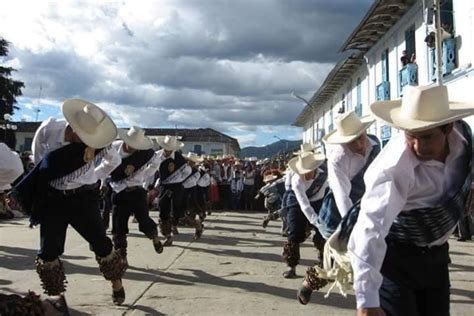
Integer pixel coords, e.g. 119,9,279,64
0,37,24,118
1,37,24,147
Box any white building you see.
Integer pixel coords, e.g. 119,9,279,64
12,122,240,156
295,0,474,147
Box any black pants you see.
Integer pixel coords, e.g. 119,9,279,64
243,184,255,210
218,183,231,210
38,186,112,261
380,241,450,316
287,204,310,243
158,184,184,225
184,187,201,216
111,187,158,248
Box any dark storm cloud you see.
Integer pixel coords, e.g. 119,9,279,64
149,0,372,63
7,0,373,135
12,48,102,100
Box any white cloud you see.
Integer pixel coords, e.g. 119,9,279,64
2,0,372,146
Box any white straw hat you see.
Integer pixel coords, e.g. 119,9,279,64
61,99,117,148
288,151,325,175
322,111,375,144
156,135,184,151
293,143,314,155
118,126,153,150
370,85,474,132
186,152,204,163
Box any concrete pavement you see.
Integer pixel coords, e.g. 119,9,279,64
1,211,473,315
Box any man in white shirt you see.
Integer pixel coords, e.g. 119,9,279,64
0,143,23,219
12,99,127,306
153,135,192,246
297,111,381,305
349,85,474,316
182,152,205,239
108,126,164,266
281,151,327,278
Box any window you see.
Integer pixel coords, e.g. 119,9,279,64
340,93,346,114
381,49,389,82
355,78,362,116
193,144,202,155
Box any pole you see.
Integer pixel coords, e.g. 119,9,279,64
434,0,443,86
292,93,315,144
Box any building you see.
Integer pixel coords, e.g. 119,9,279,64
294,0,474,147
12,122,240,156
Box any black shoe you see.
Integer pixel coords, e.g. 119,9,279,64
43,295,70,315
153,236,164,254
112,286,125,305
297,286,313,305
283,267,296,278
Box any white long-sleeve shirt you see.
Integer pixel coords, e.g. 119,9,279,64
348,127,467,309
290,169,328,227
327,137,377,217
197,171,211,187
0,143,24,191
153,149,192,186
32,118,121,190
109,140,161,193
183,169,201,189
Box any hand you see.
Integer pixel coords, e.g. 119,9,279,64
357,307,386,316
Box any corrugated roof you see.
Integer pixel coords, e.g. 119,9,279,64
340,0,417,52
293,52,365,127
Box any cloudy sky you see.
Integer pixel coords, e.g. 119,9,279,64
1,0,372,147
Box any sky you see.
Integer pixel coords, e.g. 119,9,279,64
1,0,372,147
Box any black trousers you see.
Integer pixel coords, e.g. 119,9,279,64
111,187,158,248
158,183,184,225
38,186,112,261
287,203,310,243
184,187,201,216
380,241,450,316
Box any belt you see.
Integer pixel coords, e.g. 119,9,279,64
124,186,143,192
52,183,99,196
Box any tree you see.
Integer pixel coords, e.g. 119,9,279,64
0,37,24,118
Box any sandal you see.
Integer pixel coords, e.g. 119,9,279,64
112,286,125,305
297,286,312,305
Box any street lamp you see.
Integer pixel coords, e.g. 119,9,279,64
291,92,316,145
273,135,288,150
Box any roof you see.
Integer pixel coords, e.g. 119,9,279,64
144,127,240,152
13,122,240,152
14,121,41,133
340,0,417,52
293,52,365,127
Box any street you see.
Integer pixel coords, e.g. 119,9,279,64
1,211,473,315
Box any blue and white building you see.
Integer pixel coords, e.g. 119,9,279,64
294,0,474,147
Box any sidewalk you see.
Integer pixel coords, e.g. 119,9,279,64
0,211,473,315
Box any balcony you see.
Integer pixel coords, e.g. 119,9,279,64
430,38,457,81
376,81,390,101
399,63,418,96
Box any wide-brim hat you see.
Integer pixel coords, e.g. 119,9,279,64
322,111,375,144
62,99,117,149
186,152,204,163
263,174,278,183
370,85,474,132
288,151,325,175
293,143,314,155
156,135,184,151
118,126,153,150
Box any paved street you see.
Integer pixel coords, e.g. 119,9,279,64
1,211,473,315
